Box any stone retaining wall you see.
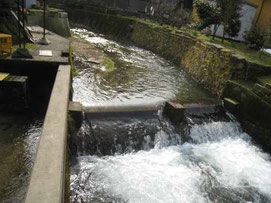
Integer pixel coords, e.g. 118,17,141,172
67,9,271,96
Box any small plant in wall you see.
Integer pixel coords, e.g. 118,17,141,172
101,57,115,71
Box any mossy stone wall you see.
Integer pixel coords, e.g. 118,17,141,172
130,22,235,96
66,9,271,97
67,9,135,39
223,80,271,151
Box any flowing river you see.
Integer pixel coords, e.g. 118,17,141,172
70,28,271,203
71,28,217,107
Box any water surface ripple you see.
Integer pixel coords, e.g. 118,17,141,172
71,28,217,107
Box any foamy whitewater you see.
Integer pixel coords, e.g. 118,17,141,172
70,120,271,203
70,28,271,203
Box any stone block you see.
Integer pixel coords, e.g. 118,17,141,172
223,98,239,114
163,101,185,124
69,101,83,129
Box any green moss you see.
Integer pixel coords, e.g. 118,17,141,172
203,36,271,67
67,113,76,135
257,75,271,86
12,43,36,52
69,45,78,77
223,80,271,129
102,57,115,70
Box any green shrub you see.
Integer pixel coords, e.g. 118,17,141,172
244,27,267,50
194,0,218,20
192,30,199,36
102,57,115,70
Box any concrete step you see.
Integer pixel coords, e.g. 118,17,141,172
163,101,222,124
68,101,162,121
0,74,29,111
257,75,271,90
223,98,239,113
252,83,271,104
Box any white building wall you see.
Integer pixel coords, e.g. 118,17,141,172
25,0,36,9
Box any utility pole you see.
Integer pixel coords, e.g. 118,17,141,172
22,0,26,49
17,0,21,48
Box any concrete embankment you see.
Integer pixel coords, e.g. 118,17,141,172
65,8,271,150
27,9,71,38
25,65,71,203
0,25,72,202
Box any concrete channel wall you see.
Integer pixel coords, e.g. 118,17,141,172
27,9,71,38
25,65,71,203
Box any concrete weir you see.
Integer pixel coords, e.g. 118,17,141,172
25,65,71,203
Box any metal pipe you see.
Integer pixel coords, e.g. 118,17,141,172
17,0,21,48
43,0,46,38
22,0,25,49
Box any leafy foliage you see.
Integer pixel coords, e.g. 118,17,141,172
217,0,241,39
194,0,219,20
194,0,242,40
244,27,267,50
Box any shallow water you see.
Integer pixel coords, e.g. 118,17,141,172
71,28,217,107
0,113,43,203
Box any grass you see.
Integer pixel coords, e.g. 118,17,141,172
201,35,271,67
0,43,37,58
135,18,271,67
12,43,36,53
102,57,115,70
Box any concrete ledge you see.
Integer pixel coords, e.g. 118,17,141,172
223,98,239,113
69,101,83,129
163,101,185,124
83,103,162,113
25,65,71,203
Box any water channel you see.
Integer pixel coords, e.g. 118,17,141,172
71,28,217,107
0,113,43,203
70,28,271,203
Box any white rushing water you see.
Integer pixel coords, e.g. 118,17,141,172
70,28,271,203
70,120,271,203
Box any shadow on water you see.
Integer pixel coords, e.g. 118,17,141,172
0,113,43,203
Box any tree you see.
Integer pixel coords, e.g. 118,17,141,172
194,0,242,41
244,27,267,51
217,0,241,42
194,0,220,39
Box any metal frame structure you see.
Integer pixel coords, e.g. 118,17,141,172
38,0,50,45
